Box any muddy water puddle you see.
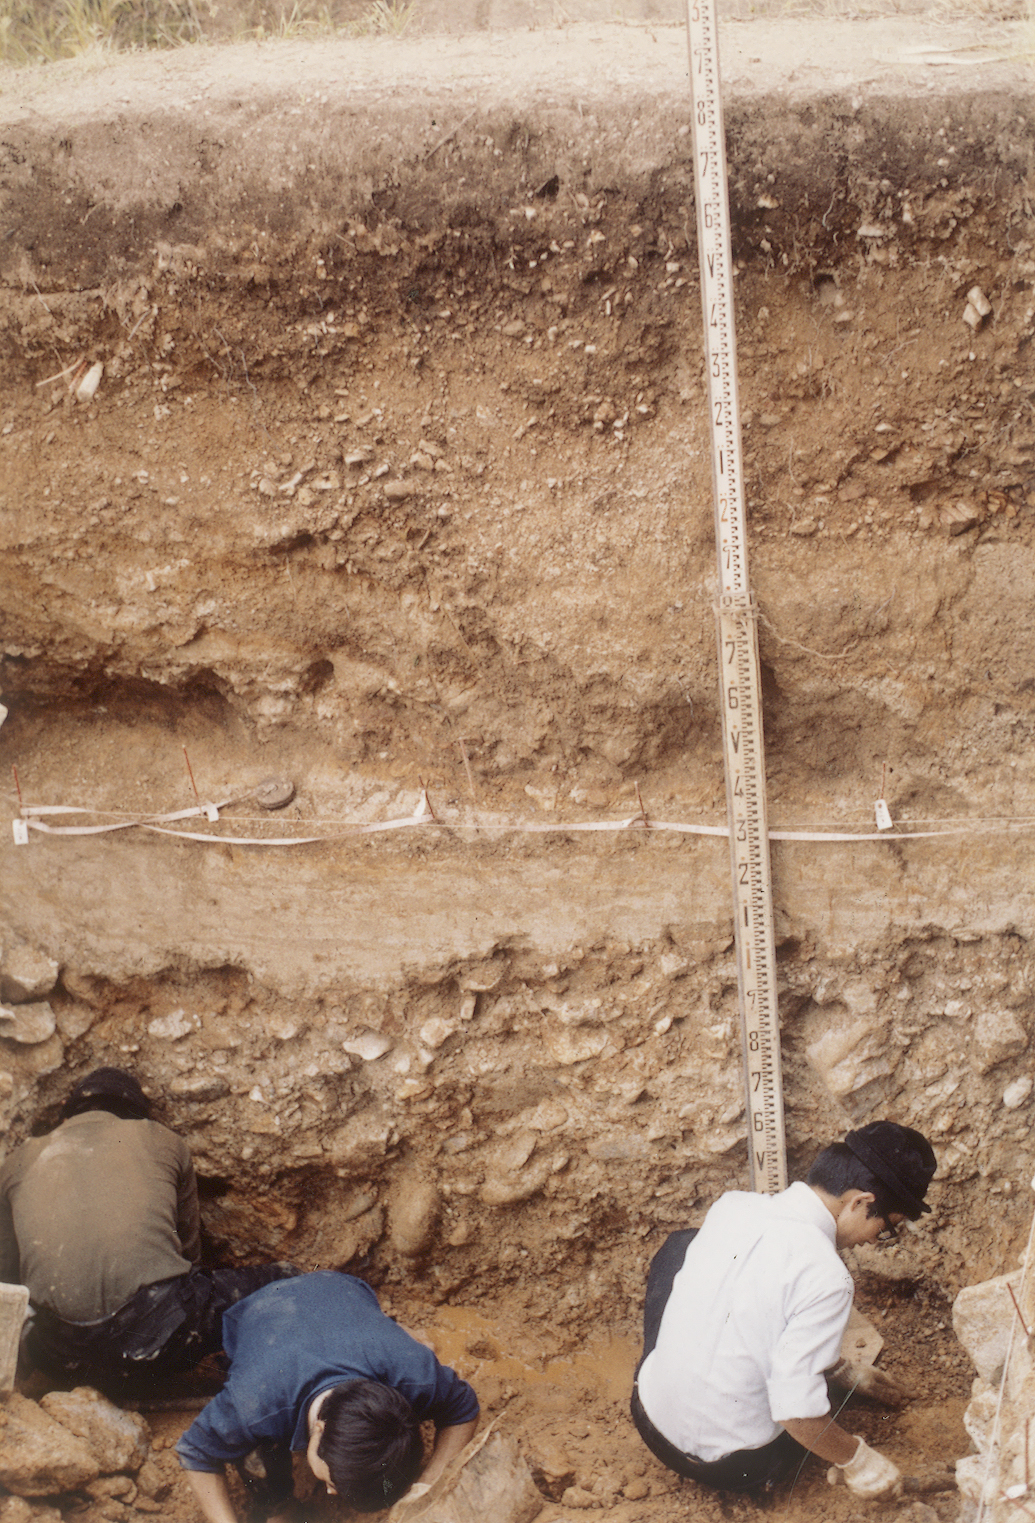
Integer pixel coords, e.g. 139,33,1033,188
427,1305,640,1405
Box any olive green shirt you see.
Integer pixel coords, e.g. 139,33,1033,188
0,1111,201,1321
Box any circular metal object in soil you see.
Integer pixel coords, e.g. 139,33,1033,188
254,777,295,810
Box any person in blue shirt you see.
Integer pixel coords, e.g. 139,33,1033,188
176,1272,479,1521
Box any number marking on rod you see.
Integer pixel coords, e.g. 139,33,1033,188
685,0,787,1194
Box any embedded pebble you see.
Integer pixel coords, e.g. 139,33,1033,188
169,1074,229,1101
387,1168,439,1256
545,1027,608,1065
341,1029,393,1061
480,1158,552,1207
268,1013,301,1041
493,1132,538,1174
0,1002,56,1045
622,1477,650,1500
0,943,59,1003
85,1477,136,1501
75,362,104,402
560,1486,597,1509
146,1009,197,1041
1002,1076,1033,1109
659,952,689,979
419,1017,455,1049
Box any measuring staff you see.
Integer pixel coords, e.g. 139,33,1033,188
688,0,785,1191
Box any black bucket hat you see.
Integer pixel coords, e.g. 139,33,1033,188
845,1122,936,1218
62,1068,150,1122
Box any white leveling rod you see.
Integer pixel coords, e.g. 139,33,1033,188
684,0,787,1193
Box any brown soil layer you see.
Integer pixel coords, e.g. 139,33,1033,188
1,16,1033,1522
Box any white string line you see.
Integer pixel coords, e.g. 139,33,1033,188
18,798,238,822
12,806,1021,848
21,801,1035,830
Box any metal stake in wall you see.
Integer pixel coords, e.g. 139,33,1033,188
684,0,787,1193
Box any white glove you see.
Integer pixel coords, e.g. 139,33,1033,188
837,1437,901,1498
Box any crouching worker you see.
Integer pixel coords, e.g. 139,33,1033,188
631,1122,937,1499
0,1068,297,1393
176,1271,480,1521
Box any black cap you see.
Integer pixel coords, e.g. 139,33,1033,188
845,1122,936,1218
62,1068,150,1122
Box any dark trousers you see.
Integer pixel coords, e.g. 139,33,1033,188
631,1229,808,1494
26,1263,298,1397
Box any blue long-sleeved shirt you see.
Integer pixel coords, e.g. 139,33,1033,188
176,1272,479,1472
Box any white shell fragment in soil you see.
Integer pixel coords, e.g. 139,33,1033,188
254,777,295,809
75,361,104,402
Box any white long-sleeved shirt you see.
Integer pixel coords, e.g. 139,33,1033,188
637,1181,853,1461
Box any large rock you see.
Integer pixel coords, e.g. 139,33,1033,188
953,1271,1023,1385
0,1393,100,1495
388,1430,542,1523
39,1388,149,1474
387,1167,440,1258
971,1009,1028,1074
0,1004,56,1046
0,944,59,1005
805,1013,900,1099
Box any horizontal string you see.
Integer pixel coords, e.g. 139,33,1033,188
12,796,1017,848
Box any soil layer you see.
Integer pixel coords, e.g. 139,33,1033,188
1,15,1034,1523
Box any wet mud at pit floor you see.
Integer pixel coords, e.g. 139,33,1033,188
124,1275,971,1523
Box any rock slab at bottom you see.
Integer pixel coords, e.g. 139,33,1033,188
0,1499,63,1523
388,1429,542,1523
953,1270,1022,1384
0,1392,101,1495
39,1388,150,1473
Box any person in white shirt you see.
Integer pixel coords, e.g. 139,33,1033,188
632,1122,936,1498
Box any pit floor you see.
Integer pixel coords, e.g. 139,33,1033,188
125,1274,970,1523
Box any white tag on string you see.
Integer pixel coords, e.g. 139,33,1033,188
874,799,893,831
205,804,220,822
11,819,29,845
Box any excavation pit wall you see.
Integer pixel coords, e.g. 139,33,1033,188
1,18,1034,1519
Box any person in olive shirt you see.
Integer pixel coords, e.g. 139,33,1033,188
0,1068,295,1393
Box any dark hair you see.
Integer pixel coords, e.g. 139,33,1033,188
316,1380,423,1512
61,1068,150,1123
807,1142,902,1221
